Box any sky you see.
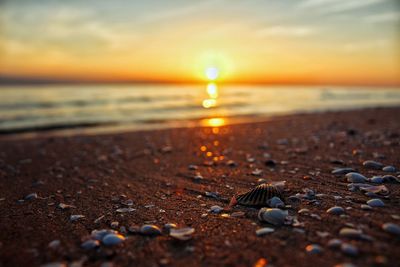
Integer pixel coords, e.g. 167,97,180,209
0,0,399,86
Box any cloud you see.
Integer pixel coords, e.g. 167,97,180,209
364,11,400,23
256,26,317,38
141,0,222,23
342,39,389,52
298,0,339,8
299,0,386,14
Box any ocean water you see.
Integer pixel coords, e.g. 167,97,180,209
0,84,400,134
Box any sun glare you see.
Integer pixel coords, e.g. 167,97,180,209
205,67,219,81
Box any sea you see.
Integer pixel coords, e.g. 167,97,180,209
1,84,400,135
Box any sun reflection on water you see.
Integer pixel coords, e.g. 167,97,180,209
202,82,219,108
202,98,217,108
201,67,226,129
206,83,218,98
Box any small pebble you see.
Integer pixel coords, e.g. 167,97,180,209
121,199,133,206
339,228,363,239
251,169,263,176
327,238,342,248
70,215,85,222
193,172,204,181
363,160,383,170
164,223,177,230
332,168,354,175
382,223,400,236
367,198,384,207
140,225,162,236
24,193,38,200
188,164,198,170
305,244,323,254
81,239,100,250
361,204,372,210
316,231,330,238
258,208,288,226
209,205,223,214
48,240,60,249
231,211,245,217
382,166,396,172
326,206,345,215
58,203,75,210
383,175,400,183
310,214,321,220
91,229,117,240
369,176,384,184
391,214,400,220
341,243,358,256
345,172,367,183
298,208,310,215
226,160,237,167
265,159,276,167
94,215,105,224
116,208,136,213
102,233,125,246
267,197,285,208
256,227,275,236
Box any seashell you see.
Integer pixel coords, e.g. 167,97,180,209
255,227,275,236
234,183,283,207
360,185,389,196
169,227,195,241
116,207,136,213
70,215,85,222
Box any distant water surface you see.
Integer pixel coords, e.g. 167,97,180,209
0,84,400,134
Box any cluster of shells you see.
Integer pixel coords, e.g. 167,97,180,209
232,183,289,226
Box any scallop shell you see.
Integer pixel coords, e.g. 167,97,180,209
235,183,283,207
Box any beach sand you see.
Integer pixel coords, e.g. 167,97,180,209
0,107,399,267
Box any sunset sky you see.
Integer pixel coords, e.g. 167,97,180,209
0,0,399,86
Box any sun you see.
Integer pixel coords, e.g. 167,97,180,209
205,67,219,81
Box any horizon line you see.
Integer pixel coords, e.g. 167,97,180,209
0,74,399,88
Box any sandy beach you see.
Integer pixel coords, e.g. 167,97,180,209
0,107,399,267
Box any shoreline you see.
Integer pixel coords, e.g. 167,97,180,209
0,107,399,267
1,105,400,140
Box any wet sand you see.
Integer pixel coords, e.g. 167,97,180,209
0,107,399,267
